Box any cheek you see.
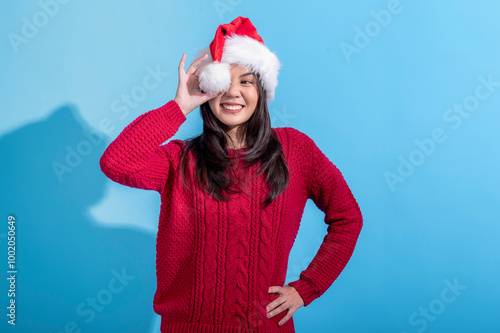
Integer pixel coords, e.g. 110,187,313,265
209,99,219,111
248,90,259,105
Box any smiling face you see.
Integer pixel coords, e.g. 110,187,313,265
208,64,259,132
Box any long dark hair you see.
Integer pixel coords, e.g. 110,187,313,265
179,71,289,209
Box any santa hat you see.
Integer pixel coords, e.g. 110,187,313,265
196,16,281,103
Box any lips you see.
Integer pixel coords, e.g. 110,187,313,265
221,103,244,112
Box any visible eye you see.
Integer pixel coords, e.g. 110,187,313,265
241,80,253,84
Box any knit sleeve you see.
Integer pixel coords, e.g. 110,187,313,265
287,129,363,307
99,99,187,193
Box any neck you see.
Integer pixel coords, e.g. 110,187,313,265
225,125,246,149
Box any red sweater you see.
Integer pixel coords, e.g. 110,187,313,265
99,100,363,332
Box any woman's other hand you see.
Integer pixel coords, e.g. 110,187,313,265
174,53,221,116
267,285,305,327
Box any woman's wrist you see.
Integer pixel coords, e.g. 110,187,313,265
173,98,189,116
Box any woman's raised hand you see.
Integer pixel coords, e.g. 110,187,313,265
174,53,221,115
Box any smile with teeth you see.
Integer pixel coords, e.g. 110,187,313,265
221,103,244,111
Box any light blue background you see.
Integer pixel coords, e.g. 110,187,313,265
1,0,499,332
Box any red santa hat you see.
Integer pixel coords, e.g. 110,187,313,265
196,16,281,103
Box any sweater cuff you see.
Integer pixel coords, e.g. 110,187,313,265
160,100,187,128
288,278,319,307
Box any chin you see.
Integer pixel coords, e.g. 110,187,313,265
219,117,248,127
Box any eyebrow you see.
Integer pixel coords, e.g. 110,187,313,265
239,72,255,78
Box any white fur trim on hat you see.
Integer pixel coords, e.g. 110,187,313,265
196,34,281,102
198,62,231,96
222,34,281,102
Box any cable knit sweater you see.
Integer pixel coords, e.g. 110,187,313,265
99,99,363,332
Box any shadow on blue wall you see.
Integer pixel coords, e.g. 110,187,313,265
0,104,158,332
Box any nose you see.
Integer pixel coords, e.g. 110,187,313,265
224,83,241,98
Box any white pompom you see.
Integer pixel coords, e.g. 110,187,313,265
198,62,231,95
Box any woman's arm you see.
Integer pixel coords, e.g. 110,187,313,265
99,100,186,192
288,129,363,307
99,53,223,192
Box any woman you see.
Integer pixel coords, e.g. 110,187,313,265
100,16,363,333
